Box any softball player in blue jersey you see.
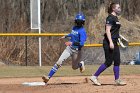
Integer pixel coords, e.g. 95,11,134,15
42,13,87,84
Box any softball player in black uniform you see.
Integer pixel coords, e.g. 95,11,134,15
90,2,126,86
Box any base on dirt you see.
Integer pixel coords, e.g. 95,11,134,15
22,82,46,86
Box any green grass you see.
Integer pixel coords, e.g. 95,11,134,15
0,65,140,78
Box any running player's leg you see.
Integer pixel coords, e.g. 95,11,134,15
72,50,81,70
71,50,85,72
42,46,72,83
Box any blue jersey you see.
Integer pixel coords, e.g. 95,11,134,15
65,26,87,49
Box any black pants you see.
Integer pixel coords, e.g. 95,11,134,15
103,39,121,67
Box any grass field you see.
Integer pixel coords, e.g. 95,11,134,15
0,65,140,78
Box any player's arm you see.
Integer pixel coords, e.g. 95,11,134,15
106,17,114,49
106,25,114,49
59,33,71,40
59,33,73,46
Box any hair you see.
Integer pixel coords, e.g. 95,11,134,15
108,2,119,14
75,20,85,27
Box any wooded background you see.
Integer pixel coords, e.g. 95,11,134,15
0,0,139,66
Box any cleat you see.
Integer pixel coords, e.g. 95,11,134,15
42,75,49,84
79,61,85,73
115,79,126,86
90,76,101,86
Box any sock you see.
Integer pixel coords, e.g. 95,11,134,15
78,63,82,67
94,64,107,77
113,66,120,80
48,64,59,79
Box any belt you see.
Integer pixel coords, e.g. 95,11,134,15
104,37,118,42
70,47,79,51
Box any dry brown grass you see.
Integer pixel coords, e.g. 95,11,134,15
87,6,140,44
0,1,140,65
87,6,107,44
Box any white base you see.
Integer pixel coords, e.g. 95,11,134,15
22,82,45,86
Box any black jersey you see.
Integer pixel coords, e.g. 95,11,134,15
104,14,121,40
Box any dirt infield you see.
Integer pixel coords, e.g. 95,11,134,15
0,75,139,93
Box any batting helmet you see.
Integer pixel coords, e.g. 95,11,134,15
75,13,85,21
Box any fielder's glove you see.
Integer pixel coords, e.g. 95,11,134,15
118,34,129,48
